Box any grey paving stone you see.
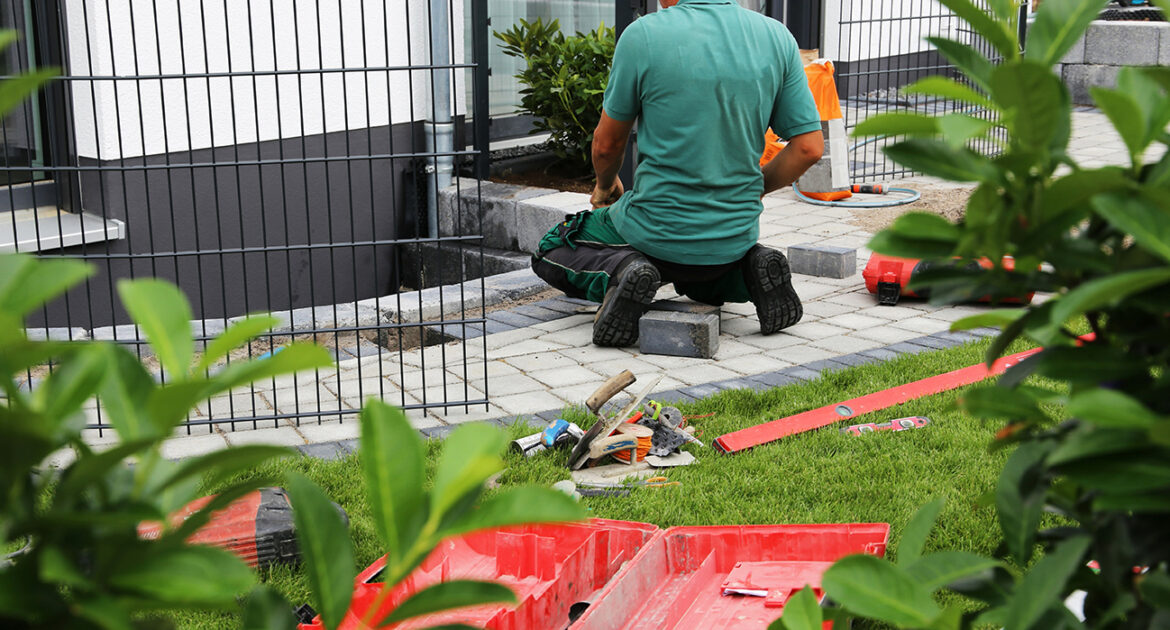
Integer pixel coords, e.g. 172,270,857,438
25,327,88,341
437,322,486,340
712,378,771,392
421,425,456,439
297,442,346,460
859,348,901,361
832,353,879,367
1062,33,1086,65
931,331,981,345
510,304,567,322
679,383,723,400
339,340,386,360
748,371,800,388
639,311,720,359
486,309,543,329
788,243,857,279
911,336,956,350
651,389,698,405
1085,21,1159,66
534,298,587,315
967,327,1000,338
803,358,850,373
484,319,516,335
335,439,359,455
649,299,721,316
782,366,824,382
886,341,935,355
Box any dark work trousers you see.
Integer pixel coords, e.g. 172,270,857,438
530,205,754,305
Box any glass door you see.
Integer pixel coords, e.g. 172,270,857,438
0,0,45,185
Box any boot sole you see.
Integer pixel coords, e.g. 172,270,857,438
593,261,659,347
748,249,802,334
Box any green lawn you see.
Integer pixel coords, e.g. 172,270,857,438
170,336,1040,628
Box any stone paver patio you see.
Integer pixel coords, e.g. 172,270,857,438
73,108,1155,462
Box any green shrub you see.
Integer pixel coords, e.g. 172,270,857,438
494,18,615,168
774,0,1170,628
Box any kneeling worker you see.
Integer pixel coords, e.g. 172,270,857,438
531,0,825,347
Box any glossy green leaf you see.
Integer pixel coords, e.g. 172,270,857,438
1039,167,1129,223
905,551,1002,591
991,61,1070,151
109,545,256,608
1028,344,1145,384
937,114,996,150
100,344,159,440
884,139,1000,183
962,386,1045,422
1067,389,1163,429
1047,427,1148,467
1049,267,1170,326
242,586,298,630
0,254,93,320
867,230,959,260
852,112,940,138
118,279,194,382
0,68,55,121
996,442,1050,563
195,314,280,374
1093,192,1170,263
902,76,994,109
1092,87,1148,160
950,309,1024,332
361,400,426,563
381,580,516,625
32,343,106,423
158,445,292,492
431,423,508,520
888,212,962,243
441,486,585,538
39,545,92,589
926,37,994,92
1061,454,1170,493
1004,535,1091,630
286,472,354,630
822,554,940,626
777,586,823,630
934,0,1019,59
56,438,156,501
1025,0,1110,66
1094,490,1170,513
898,498,945,565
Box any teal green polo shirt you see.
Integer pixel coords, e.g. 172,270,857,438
603,0,821,265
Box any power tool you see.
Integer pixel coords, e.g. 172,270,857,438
862,254,1035,306
511,418,585,457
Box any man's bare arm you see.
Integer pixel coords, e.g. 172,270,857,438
761,130,824,197
591,110,636,208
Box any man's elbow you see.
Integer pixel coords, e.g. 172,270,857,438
592,136,625,162
795,135,824,167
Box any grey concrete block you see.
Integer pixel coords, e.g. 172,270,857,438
649,299,720,316
435,322,485,340
788,243,857,279
797,158,836,192
712,378,771,392
638,311,720,359
911,335,955,350
515,200,569,254
1085,21,1160,66
832,353,879,367
297,441,346,460
931,331,981,345
1061,33,1086,65
650,389,698,405
421,425,456,439
533,297,587,315
1162,23,1170,66
886,341,934,356
1063,64,1120,105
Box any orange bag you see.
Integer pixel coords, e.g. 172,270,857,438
760,60,844,168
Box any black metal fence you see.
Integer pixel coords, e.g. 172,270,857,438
7,0,489,434
829,0,1015,182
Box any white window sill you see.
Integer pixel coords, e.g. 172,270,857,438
0,207,126,253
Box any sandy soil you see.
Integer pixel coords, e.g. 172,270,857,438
847,183,972,234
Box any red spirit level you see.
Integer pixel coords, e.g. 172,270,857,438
841,416,931,436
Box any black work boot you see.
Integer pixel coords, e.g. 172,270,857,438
743,245,802,334
593,255,660,347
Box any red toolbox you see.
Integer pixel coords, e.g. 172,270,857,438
298,520,888,630
298,519,660,630
571,523,890,629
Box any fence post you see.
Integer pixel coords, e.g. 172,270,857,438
471,0,490,180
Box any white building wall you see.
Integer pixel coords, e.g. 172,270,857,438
822,0,961,62
64,0,465,161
